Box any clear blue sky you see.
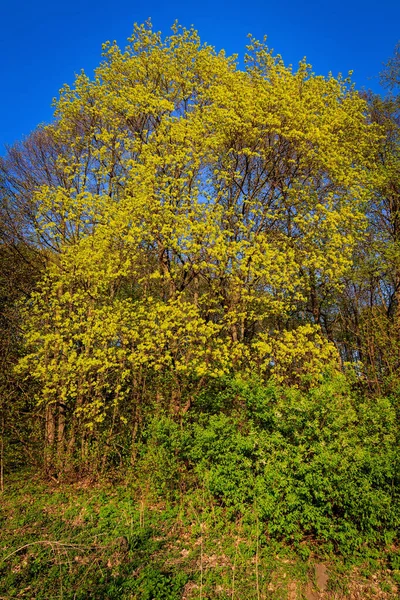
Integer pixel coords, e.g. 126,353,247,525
1,0,399,151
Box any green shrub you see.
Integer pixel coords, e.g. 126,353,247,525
185,375,400,553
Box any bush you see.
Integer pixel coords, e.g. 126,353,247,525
186,375,400,553
123,375,399,555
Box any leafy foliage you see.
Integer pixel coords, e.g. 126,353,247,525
141,376,400,554
4,22,381,474
1,24,400,599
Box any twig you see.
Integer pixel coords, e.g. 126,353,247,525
231,521,242,600
1,541,102,563
255,504,260,600
0,413,4,493
200,520,203,600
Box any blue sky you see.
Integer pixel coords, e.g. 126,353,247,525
1,0,399,151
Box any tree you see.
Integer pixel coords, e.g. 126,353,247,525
6,22,379,475
381,41,400,91
335,42,400,394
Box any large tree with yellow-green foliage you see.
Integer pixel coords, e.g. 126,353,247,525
10,22,380,472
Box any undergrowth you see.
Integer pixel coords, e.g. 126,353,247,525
0,470,398,599
1,376,399,598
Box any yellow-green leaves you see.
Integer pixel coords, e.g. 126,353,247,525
18,23,380,425
253,324,338,386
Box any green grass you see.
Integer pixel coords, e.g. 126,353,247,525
0,470,399,599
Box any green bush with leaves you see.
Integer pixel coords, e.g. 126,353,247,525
140,375,399,554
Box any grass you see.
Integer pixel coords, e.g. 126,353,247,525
0,470,399,599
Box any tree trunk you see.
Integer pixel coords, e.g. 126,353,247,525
44,404,56,474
